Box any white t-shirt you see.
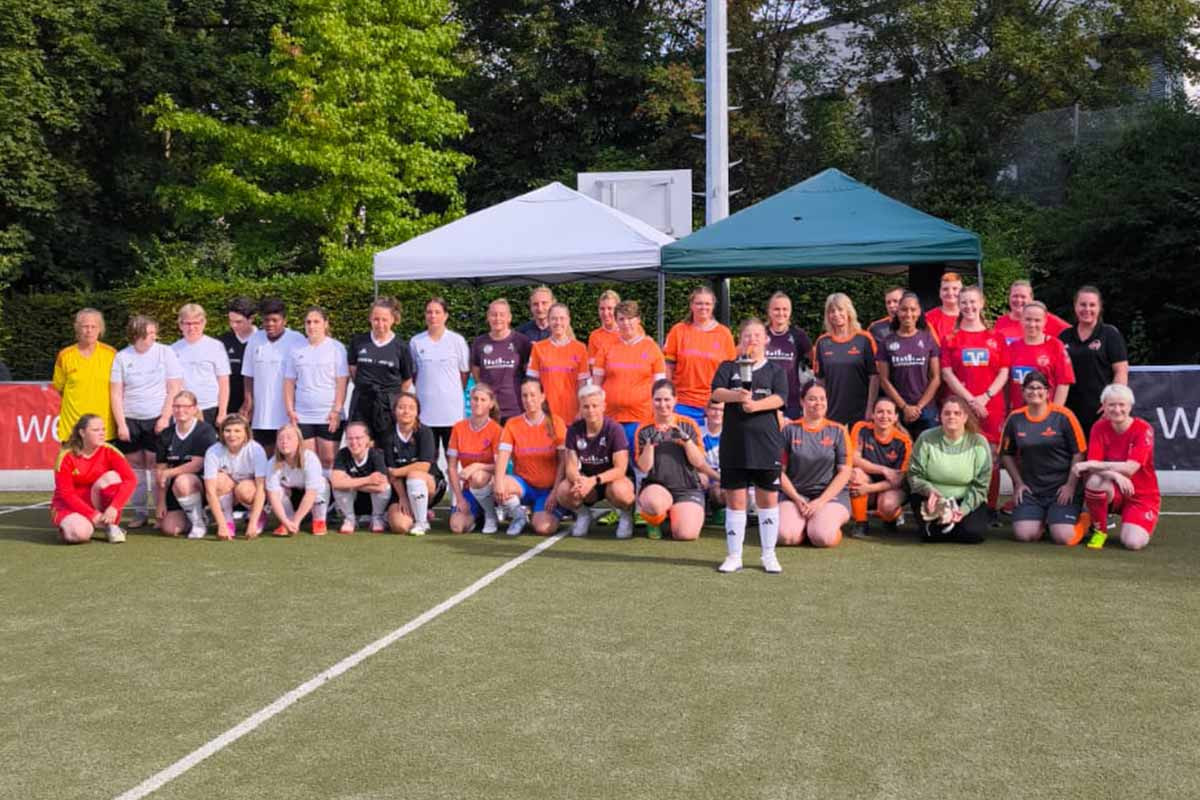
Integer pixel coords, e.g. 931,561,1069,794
266,448,326,493
203,441,269,481
283,338,349,424
242,329,307,430
111,343,183,419
171,336,231,410
410,329,469,427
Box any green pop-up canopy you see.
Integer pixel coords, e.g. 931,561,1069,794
661,168,981,275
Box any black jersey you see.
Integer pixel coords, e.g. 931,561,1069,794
636,416,703,492
516,319,551,343
333,447,387,480
349,333,416,394
1001,405,1086,497
850,421,912,472
1059,324,1128,433
219,331,250,410
710,359,787,471
813,332,878,426
385,425,443,480
156,420,218,469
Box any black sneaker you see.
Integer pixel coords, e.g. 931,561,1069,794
851,521,870,539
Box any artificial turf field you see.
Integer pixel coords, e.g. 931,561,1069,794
2,492,1198,800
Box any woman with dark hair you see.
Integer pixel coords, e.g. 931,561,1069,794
486,377,567,536
52,414,137,544
349,297,415,450
385,391,445,536
848,396,912,538
663,285,737,428
710,318,788,573
1007,301,1075,412
203,414,269,539
1060,286,1129,435
907,396,992,543
778,382,853,549
154,390,218,538
593,300,666,446
110,314,184,527
410,296,470,463
447,383,502,533
634,379,719,542
876,292,941,439
284,306,349,473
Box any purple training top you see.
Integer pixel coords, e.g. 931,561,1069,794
877,330,939,405
566,416,629,476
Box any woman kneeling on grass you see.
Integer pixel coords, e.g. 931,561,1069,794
447,383,502,533
557,383,636,539
488,377,567,536
1000,370,1090,546
385,392,445,536
907,396,992,544
52,414,137,544
848,396,911,538
635,380,720,542
1073,383,1160,550
267,423,331,536
203,414,268,540
330,421,391,534
778,382,853,549
154,390,218,538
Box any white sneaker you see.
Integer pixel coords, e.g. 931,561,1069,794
187,524,206,540
506,509,528,536
571,507,592,537
615,511,634,539
761,551,782,574
718,554,743,573
481,514,498,534
409,521,430,536
106,525,126,544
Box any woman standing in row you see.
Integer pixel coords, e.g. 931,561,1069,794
284,307,349,473
664,286,736,428
53,308,117,444
1060,286,1128,436
469,298,530,423
593,300,666,444
587,290,622,373
410,297,470,464
348,297,415,450
813,293,878,426
875,292,941,439
527,303,589,423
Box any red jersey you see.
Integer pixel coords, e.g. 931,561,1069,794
1088,417,1159,500
1006,337,1075,411
941,327,1010,442
923,307,957,345
447,418,501,469
52,444,136,519
994,312,1070,346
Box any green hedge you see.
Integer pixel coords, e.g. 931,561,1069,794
2,253,1034,380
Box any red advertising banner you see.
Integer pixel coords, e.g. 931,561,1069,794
0,383,63,469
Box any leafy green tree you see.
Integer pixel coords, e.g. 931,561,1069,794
150,0,470,275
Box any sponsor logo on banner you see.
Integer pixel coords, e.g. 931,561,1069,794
1129,368,1200,471
0,383,63,469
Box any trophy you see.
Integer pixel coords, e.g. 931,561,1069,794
736,355,754,385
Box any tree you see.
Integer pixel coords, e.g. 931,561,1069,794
150,0,470,275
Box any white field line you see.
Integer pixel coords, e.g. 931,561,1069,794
0,500,49,516
113,532,566,800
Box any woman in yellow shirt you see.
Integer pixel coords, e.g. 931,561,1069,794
52,308,117,444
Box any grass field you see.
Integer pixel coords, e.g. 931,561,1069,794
3,493,1198,800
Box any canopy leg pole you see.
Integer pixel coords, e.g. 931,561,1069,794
715,277,731,326
373,281,379,300
975,261,983,291
657,271,666,344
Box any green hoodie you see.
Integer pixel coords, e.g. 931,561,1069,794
908,428,992,515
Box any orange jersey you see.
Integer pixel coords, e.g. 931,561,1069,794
587,327,622,368
663,322,736,408
500,413,566,489
528,338,589,422
595,336,666,424
447,418,501,469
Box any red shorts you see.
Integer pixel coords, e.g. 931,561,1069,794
1110,485,1160,535
50,485,124,527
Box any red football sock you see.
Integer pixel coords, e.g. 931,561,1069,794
1084,489,1109,533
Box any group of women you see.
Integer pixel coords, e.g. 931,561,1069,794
49,278,1160,560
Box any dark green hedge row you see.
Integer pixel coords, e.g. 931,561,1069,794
2,265,1027,380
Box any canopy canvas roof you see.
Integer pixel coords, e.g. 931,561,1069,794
661,168,982,275
373,182,674,285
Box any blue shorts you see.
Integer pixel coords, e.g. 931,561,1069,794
674,404,707,429
621,422,640,448
1013,492,1081,527
455,490,482,517
512,475,553,512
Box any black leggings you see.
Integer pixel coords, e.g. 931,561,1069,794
909,494,988,544
431,426,452,464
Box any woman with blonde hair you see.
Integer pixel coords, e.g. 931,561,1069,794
283,306,349,473
527,302,589,423
447,382,503,533
266,422,331,536
171,303,232,425
812,293,878,426
663,285,737,428
587,289,623,372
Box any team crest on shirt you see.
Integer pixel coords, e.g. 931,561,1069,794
888,341,900,351
885,450,898,461
1036,354,1051,368
820,435,833,446
1041,427,1058,437
1145,510,1154,521
576,438,588,450
1089,340,1102,351
848,346,861,355
483,344,493,355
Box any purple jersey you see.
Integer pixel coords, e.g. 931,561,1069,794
566,417,629,476
765,326,812,410
470,332,531,419
877,330,939,405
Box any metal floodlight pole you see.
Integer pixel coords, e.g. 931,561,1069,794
706,0,732,324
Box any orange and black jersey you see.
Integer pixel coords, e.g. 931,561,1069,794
1001,405,1086,497
849,421,912,474
812,332,877,426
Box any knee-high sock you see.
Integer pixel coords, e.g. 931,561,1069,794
725,508,747,556
370,489,390,519
470,483,497,520
406,477,429,524
177,491,205,529
311,480,330,522
1085,488,1109,533
642,510,667,526
758,506,780,554
850,494,869,523
334,488,356,521
987,464,1001,510
218,493,235,525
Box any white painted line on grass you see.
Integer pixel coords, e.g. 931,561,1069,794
113,532,567,800
1159,511,1200,516
0,501,49,516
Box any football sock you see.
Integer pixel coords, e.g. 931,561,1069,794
725,508,747,556
758,506,780,555
850,494,869,523
1085,488,1109,533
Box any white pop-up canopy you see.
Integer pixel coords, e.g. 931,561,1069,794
373,182,674,285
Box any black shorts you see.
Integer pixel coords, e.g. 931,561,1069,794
299,421,344,442
115,417,159,454
252,428,278,449
201,407,219,426
643,482,705,508
388,474,448,510
163,474,206,512
721,467,781,493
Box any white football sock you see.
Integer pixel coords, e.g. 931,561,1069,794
758,505,780,555
406,477,429,525
725,508,747,557
470,483,498,520
177,491,205,529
